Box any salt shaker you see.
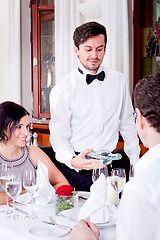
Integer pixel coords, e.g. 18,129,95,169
33,132,38,146
26,132,33,146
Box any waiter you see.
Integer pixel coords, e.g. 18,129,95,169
49,21,140,191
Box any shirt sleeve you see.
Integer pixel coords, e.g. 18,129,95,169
49,86,77,170
117,183,160,240
119,77,140,164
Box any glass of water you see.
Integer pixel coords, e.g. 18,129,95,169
110,168,126,205
0,164,13,214
92,166,108,183
6,173,22,219
23,169,38,218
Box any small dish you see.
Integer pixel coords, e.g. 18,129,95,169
60,207,116,229
77,191,90,200
29,223,70,237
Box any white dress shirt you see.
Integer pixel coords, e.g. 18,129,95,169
117,144,160,240
49,66,140,169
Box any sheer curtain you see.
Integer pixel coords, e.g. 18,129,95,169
102,0,133,92
55,0,81,83
0,0,21,103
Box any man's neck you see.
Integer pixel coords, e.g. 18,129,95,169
79,64,102,75
146,127,160,150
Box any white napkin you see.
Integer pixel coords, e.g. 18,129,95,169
17,160,55,205
77,173,109,224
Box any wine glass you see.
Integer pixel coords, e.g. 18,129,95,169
0,164,13,214
92,166,108,183
129,164,134,180
110,168,126,205
23,169,38,218
6,173,22,219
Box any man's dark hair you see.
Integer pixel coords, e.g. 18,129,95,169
0,101,30,143
73,21,107,49
134,72,160,132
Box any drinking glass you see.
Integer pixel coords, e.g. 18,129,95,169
110,168,126,205
92,166,108,183
6,173,22,219
0,164,13,214
129,164,134,180
23,169,38,218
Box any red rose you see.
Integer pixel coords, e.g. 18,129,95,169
55,185,74,197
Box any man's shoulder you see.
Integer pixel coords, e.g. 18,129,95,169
50,69,77,97
105,67,125,78
54,69,77,87
103,67,126,86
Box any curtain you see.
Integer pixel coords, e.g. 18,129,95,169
55,0,133,92
102,0,133,92
55,0,81,83
0,0,21,104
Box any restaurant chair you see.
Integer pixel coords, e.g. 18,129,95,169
39,146,62,171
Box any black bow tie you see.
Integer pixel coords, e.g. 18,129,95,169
78,68,105,85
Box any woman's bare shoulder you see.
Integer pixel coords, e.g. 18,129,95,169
27,146,46,166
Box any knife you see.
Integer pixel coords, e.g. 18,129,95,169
43,216,72,232
15,207,28,216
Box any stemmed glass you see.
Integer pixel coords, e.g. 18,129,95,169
6,173,22,219
0,164,13,214
92,166,108,183
129,164,134,180
23,169,38,218
110,168,126,205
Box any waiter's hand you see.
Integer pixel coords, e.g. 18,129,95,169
71,149,104,170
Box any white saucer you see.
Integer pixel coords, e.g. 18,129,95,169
29,223,70,237
60,207,116,229
77,191,90,199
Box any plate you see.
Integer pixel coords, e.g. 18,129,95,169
29,223,70,237
60,207,116,229
77,191,90,200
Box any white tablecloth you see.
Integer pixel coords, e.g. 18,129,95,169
0,197,116,240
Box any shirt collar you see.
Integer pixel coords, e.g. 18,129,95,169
78,64,104,76
135,144,160,176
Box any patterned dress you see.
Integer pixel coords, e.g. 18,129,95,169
0,146,36,192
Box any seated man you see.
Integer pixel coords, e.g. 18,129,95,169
69,72,160,240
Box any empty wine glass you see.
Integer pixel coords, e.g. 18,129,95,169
0,164,13,214
129,164,134,180
111,168,126,205
92,166,108,183
23,169,38,218
6,173,22,219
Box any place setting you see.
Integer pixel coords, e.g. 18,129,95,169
59,172,118,230
15,160,55,219
0,158,124,239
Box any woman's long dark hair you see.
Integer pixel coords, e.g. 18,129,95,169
0,101,29,143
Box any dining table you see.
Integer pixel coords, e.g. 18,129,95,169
0,192,116,240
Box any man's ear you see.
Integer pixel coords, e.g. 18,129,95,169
74,46,79,57
135,108,146,130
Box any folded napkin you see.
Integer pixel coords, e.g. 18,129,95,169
77,173,109,224
17,160,55,205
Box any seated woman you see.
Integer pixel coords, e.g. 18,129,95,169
0,101,69,205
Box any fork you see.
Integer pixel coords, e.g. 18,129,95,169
48,216,72,232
